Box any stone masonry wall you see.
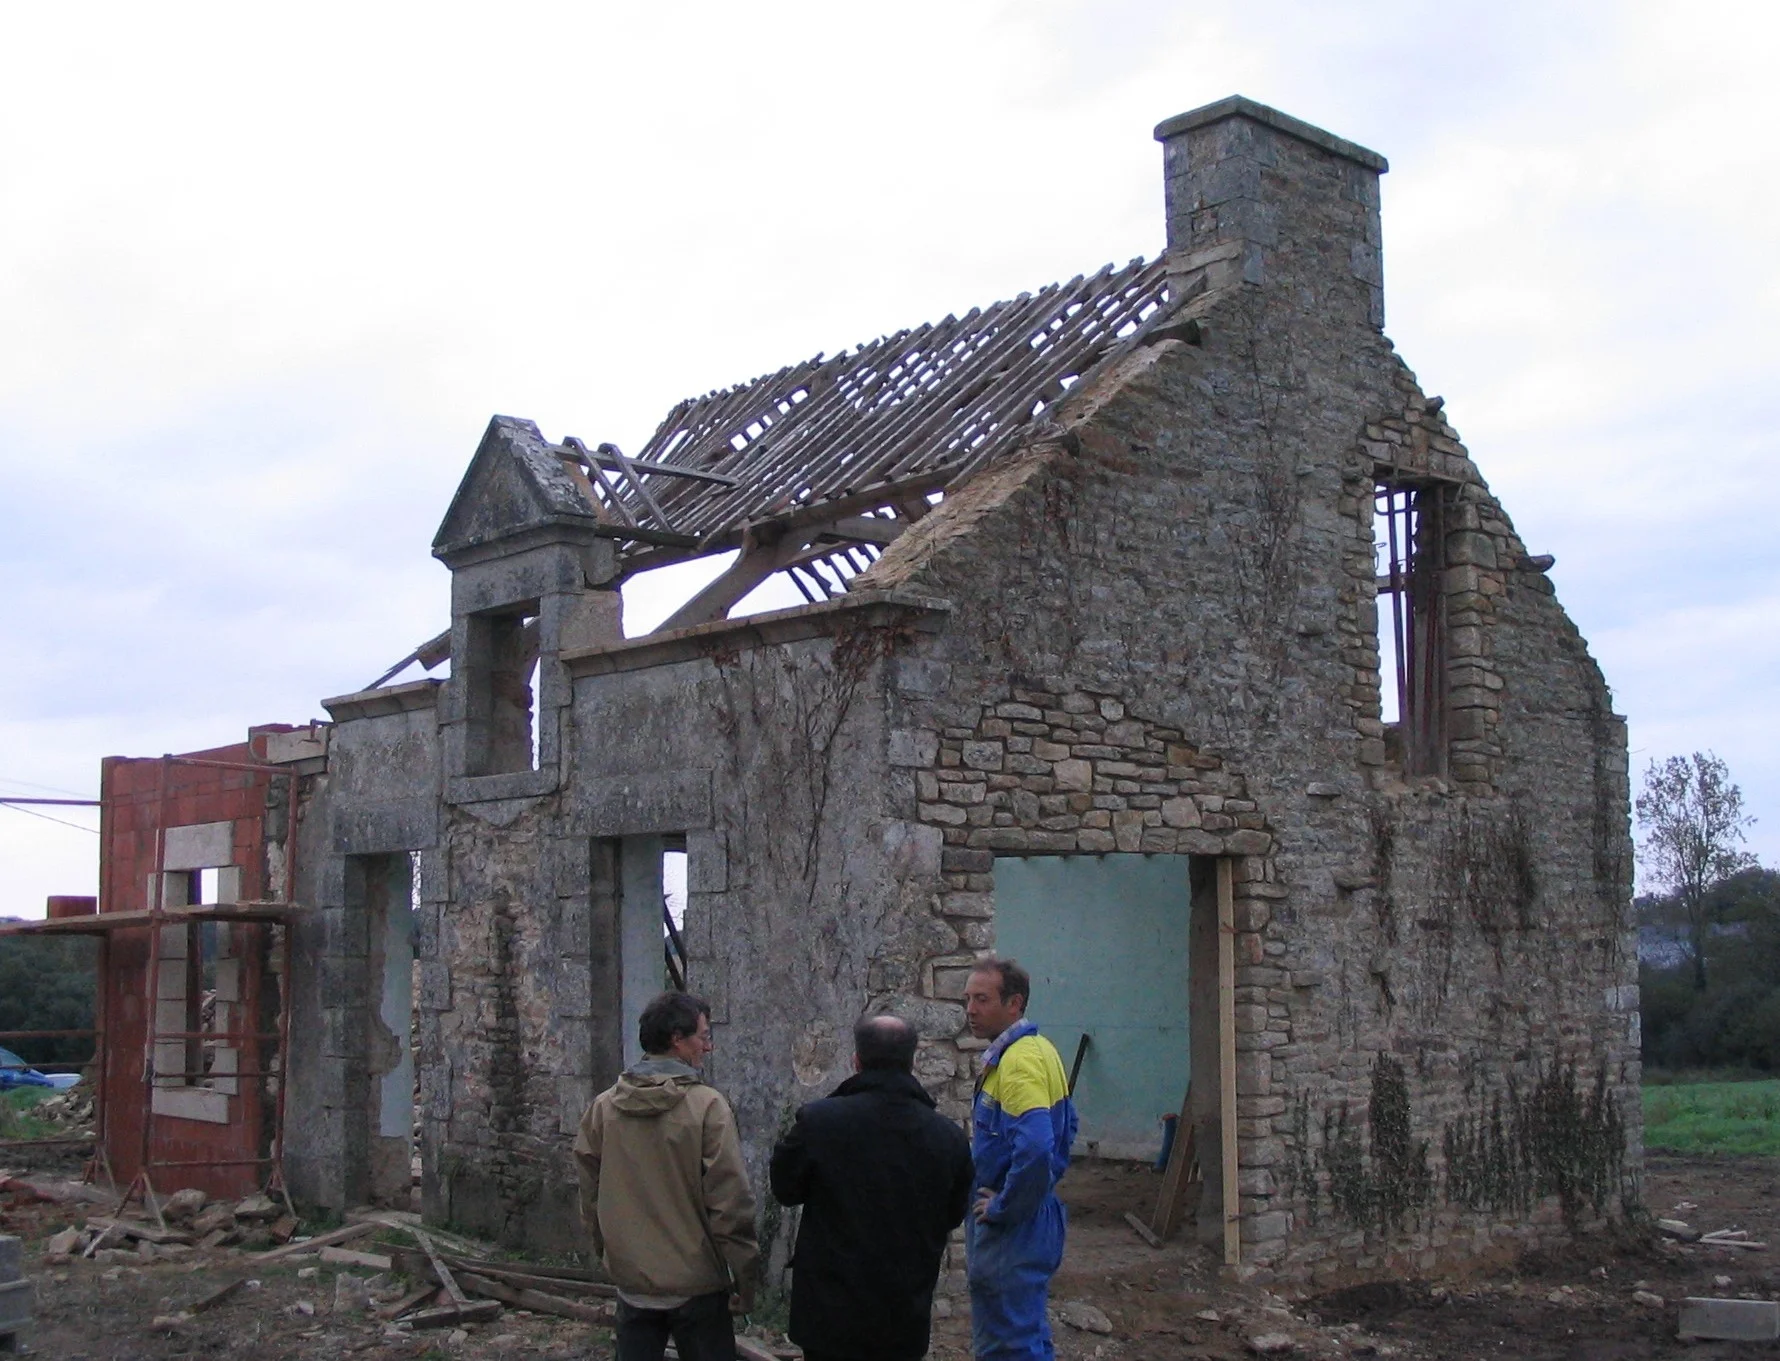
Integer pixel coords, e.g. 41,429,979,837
860,262,1635,1284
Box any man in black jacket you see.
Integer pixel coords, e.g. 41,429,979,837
770,1015,974,1361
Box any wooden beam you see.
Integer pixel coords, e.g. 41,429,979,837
1218,857,1240,1268
653,512,904,633
822,515,904,546
655,530,814,633
252,1219,377,1262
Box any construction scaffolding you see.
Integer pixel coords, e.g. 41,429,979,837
0,753,301,1221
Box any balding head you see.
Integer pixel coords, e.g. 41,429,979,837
853,1014,918,1073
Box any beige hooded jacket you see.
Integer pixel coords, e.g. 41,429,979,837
572,1058,759,1300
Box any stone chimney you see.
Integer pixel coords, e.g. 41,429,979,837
1154,96,1388,329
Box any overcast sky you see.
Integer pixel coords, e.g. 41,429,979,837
3,0,1776,917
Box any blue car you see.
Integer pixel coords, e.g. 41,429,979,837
0,1046,80,1091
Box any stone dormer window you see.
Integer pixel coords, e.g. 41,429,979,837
462,608,540,775
1375,481,1448,775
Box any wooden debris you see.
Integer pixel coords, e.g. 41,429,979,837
403,1299,502,1330
80,1220,118,1259
253,1219,378,1261
86,1216,195,1245
319,1245,393,1270
380,1283,441,1320
436,1259,614,1299
408,1228,469,1309
1124,1211,1163,1249
454,1271,613,1324
1150,1086,1202,1242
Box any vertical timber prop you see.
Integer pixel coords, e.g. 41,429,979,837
1218,858,1239,1267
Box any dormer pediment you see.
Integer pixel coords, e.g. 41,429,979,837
431,416,602,564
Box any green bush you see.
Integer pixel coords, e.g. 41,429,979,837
0,933,97,1067
1640,868,1780,1073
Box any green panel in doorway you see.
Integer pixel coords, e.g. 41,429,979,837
992,854,1189,1159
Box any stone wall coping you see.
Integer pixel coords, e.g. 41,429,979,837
321,678,444,722
1154,95,1389,174
562,589,953,679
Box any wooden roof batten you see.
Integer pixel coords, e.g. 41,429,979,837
555,256,1173,578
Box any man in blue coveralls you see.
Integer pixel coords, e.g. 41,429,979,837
964,957,1077,1361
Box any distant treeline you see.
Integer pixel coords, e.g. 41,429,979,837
1640,867,1780,1073
0,929,97,1067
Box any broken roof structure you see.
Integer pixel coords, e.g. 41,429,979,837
36,96,1639,1290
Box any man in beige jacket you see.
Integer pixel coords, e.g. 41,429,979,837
575,990,758,1361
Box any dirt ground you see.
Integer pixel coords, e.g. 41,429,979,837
3,1152,1776,1359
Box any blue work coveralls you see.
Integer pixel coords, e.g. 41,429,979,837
967,1020,1077,1361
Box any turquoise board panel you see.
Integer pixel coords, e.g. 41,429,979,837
992,854,1190,1159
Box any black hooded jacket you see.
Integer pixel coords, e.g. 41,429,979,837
770,1067,974,1360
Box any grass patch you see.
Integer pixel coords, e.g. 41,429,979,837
0,1087,61,1140
1643,1078,1780,1155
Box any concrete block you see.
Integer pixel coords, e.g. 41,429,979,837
163,820,235,871
1678,1298,1779,1341
0,1276,30,1333
263,726,329,764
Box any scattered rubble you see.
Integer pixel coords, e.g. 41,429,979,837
1056,1299,1113,1334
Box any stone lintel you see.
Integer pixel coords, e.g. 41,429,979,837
562,590,952,680
322,679,443,722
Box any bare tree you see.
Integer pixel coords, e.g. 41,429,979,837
1636,752,1756,991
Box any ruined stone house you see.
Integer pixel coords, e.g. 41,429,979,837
53,96,1641,1287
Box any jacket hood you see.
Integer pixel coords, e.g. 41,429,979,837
612,1058,703,1116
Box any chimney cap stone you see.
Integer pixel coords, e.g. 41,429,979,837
1154,95,1388,174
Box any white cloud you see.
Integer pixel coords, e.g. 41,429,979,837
3,0,1777,911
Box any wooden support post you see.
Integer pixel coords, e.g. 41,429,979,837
1217,857,1240,1267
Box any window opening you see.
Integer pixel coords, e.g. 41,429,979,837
465,608,540,774
1374,482,1448,775
197,867,219,905
662,841,688,991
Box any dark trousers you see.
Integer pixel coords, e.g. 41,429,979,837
614,1290,736,1361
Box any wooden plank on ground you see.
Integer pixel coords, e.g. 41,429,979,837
1124,1211,1163,1248
454,1271,614,1324
253,1220,378,1261
438,1254,609,1286
404,1300,501,1330
319,1245,393,1270
441,1261,616,1298
382,1283,441,1320
409,1227,469,1308
86,1217,194,1245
